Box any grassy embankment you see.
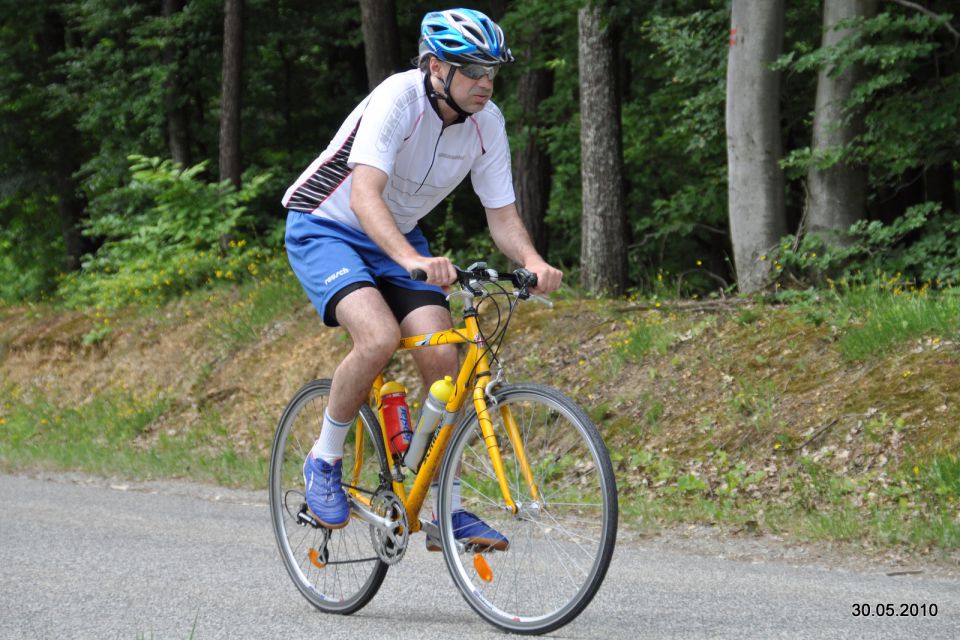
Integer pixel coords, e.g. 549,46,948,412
1,264,958,556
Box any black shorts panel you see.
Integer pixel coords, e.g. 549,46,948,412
377,278,450,324
325,280,449,327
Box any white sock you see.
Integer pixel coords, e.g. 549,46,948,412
432,479,462,517
311,411,353,463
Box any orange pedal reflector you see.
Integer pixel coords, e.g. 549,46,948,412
473,553,493,583
308,548,326,569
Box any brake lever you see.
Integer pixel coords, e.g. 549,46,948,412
446,290,474,303
516,292,553,308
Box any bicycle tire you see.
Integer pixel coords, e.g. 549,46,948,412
268,379,390,614
437,383,618,635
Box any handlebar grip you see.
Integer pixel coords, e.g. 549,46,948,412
514,268,537,290
410,268,428,282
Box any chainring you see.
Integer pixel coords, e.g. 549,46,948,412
368,489,409,565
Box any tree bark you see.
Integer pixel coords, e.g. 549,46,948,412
39,10,95,271
359,0,401,90
578,4,627,295
725,0,786,294
219,0,243,188
163,0,190,166
512,43,552,258
805,0,878,244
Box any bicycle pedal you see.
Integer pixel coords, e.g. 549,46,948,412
296,503,321,529
464,543,505,554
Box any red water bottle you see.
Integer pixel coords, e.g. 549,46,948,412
381,381,412,455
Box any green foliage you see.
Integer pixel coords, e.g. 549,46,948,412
0,197,65,302
778,8,960,188
58,155,275,309
499,0,583,268
1,0,959,303
630,3,731,291
772,202,960,286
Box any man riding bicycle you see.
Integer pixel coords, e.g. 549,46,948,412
282,8,562,549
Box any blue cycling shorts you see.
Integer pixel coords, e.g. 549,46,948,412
285,211,447,327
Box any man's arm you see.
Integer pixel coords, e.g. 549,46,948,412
350,164,456,285
485,202,562,293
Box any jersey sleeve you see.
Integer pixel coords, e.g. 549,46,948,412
470,110,516,210
347,77,420,176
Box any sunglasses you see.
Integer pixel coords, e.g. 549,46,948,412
454,63,500,81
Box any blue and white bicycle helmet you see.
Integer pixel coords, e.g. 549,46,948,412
419,9,514,65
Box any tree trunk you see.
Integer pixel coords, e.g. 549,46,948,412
39,10,95,271
359,0,400,90
926,7,959,213
725,0,786,294
53,174,89,272
163,0,190,166
578,4,627,295
512,43,552,258
805,0,878,244
219,0,243,188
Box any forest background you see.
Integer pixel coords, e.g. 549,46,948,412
1,1,960,555
2,0,959,303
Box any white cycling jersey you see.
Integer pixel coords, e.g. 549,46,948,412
282,69,515,234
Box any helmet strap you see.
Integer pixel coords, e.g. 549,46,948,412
428,65,471,122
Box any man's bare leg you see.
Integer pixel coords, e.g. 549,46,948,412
303,286,402,527
399,304,459,390
325,287,402,423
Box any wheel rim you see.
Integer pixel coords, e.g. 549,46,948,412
439,386,616,630
269,382,388,611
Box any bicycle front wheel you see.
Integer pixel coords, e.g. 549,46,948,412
268,379,390,614
437,383,618,634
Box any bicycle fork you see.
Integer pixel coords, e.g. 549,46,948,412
473,383,542,515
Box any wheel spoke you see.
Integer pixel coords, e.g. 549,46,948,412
268,380,389,614
438,384,617,634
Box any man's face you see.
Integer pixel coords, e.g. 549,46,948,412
433,60,495,113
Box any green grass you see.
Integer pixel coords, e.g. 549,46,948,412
611,316,674,371
831,286,960,360
5,282,960,555
204,271,304,352
0,386,266,487
610,441,960,552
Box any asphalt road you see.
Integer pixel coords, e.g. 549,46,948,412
1,473,957,640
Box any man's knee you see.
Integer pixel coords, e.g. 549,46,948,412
354,324,401,363
434,344,459,371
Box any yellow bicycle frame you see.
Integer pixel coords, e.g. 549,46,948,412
352,311,540,532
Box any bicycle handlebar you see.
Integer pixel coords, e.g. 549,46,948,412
409,264,538,292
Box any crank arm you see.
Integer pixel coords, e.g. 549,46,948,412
348,496,395,533
418,516,466,554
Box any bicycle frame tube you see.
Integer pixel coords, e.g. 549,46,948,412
396,330,477,526
366,313,531,527
402,314,519,517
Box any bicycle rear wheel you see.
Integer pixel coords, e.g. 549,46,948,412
268,379,390,614
437,383,618,634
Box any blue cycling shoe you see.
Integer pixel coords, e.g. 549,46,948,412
303,452,350,529
426,510,510,552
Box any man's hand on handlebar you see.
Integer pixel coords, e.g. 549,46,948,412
405,256,457,287
522,257,563,294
